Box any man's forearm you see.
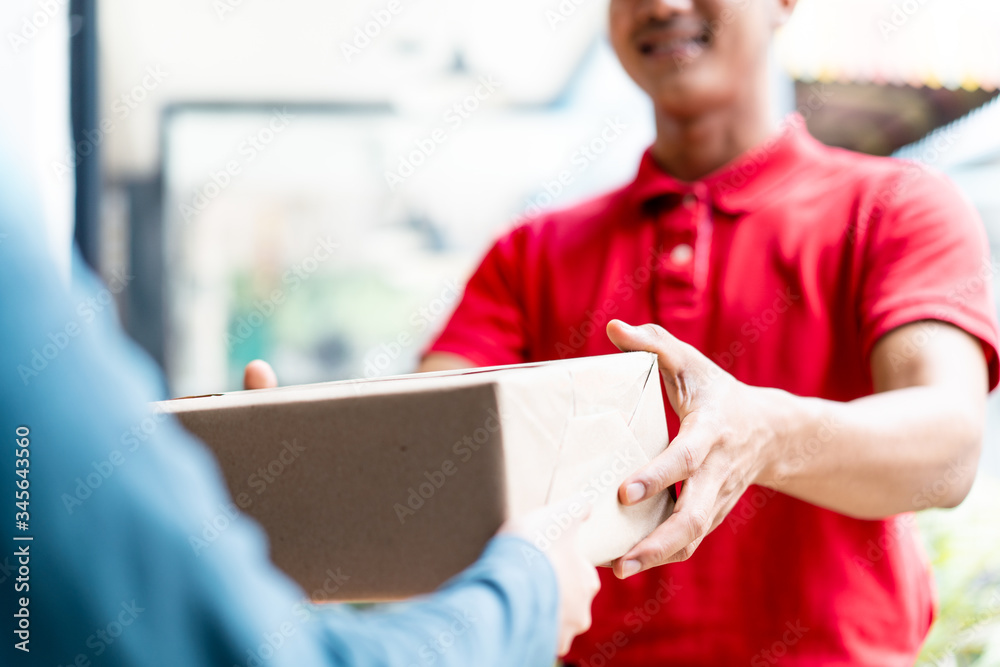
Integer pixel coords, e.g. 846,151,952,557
759,385,984,519
606,320,991,575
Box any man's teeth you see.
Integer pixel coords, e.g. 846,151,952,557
645,38,703,54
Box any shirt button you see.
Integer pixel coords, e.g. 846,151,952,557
682,193,698,209
670,243,694,266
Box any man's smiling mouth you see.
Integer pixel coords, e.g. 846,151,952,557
637,24,713,59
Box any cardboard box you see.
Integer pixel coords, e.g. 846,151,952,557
158,352,672,601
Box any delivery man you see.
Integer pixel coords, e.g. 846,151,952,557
0,137,600,665
420,0,1000,663
246,0,1000,664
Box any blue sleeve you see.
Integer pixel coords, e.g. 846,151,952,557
0,153,559,666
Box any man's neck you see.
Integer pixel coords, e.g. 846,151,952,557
650,98,777,183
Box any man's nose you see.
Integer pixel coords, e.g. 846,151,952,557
649,0,696,12
638,0,696,22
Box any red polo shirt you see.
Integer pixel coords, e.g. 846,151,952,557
427,115,1000,666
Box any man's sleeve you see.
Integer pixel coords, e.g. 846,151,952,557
0,153,558,667
857,163,1000,389
427,227,533,367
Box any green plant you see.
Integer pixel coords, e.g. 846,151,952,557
917,474,1000,666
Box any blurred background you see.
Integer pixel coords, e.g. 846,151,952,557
2,0,999,661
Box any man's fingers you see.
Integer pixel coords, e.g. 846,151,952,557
619,418,706,505
607,320,688,370
614,478,716,578
243,359,278,390
606,320,709,415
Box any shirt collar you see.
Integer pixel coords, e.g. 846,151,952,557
628,113,817,216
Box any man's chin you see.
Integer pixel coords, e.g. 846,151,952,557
630,54,712,89
644,77,725,115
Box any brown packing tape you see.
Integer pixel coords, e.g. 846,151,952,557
158,352,672,602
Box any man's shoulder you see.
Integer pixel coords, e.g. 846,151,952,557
792,138,981,254
803,138,959,205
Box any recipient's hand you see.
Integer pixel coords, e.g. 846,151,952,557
607,320,776,579
243,359,278,390
500,498,600,656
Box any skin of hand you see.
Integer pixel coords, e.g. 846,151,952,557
243,359,278,390
604,319,988,580
605,320,777,579
499,498,601,656
417,352,477,373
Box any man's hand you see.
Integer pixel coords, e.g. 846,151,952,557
606,320,777,580
243,360,278,390
418,352,477,373
500,499,601,656
606,318,988,580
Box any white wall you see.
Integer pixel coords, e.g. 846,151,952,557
97,0,608,180
0,0,74,277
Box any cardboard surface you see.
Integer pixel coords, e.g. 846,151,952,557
157,352,672,601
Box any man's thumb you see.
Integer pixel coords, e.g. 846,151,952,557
606,320,708,408
607,320,681,360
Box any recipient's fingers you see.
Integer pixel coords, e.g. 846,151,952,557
536,494,593,542
559,594,594,657
243,359,278,390
500,494,592,545
558,555,599,656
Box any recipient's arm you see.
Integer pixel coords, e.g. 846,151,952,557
315,499,598,663
0,172,569,667
311,535,559,665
